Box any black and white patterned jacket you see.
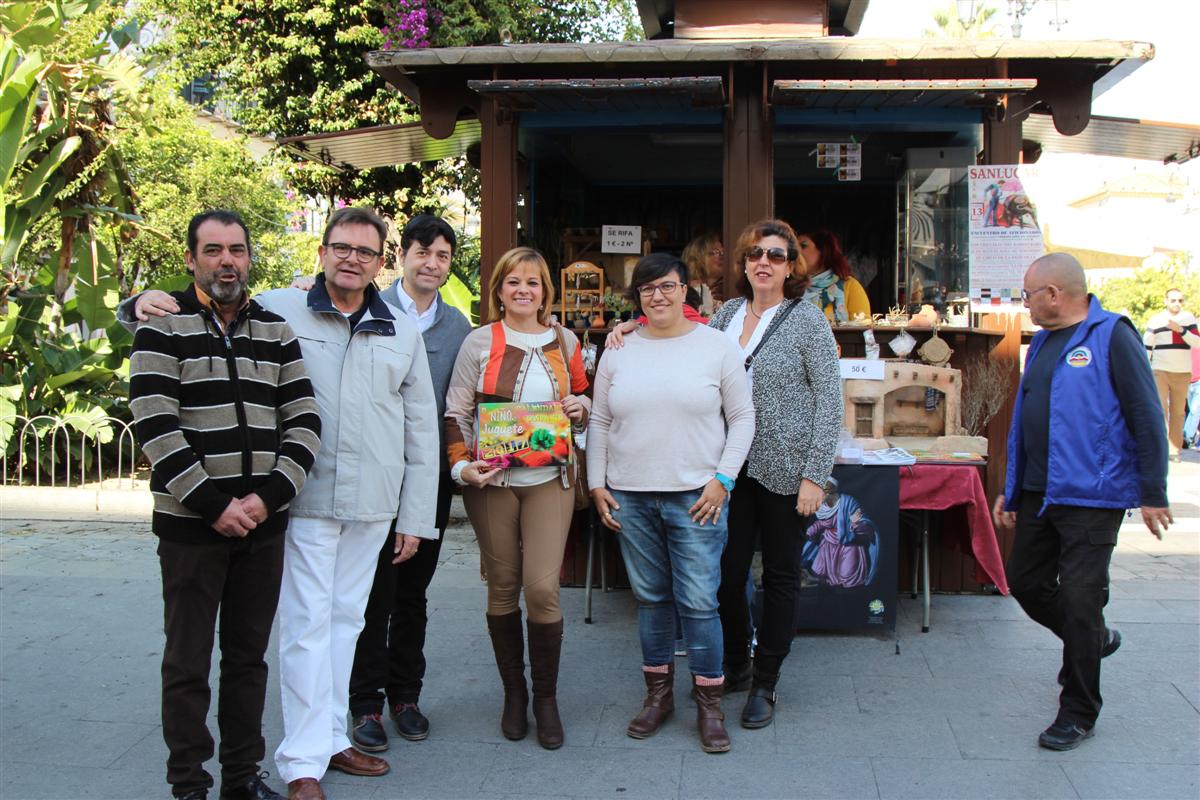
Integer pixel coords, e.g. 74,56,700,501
709,297,842,495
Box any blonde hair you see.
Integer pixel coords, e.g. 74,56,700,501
681,232,721,282
487,246,555,326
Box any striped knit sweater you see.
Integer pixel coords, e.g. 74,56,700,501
129,286,322,542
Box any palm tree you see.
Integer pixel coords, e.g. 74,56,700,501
923,2,1002,38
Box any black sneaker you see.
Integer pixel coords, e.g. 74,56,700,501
1038,721,1094,750
1057,628,1121,686
351,713,389,752
219,771,282,800
177,792,207,800
390,702,430,741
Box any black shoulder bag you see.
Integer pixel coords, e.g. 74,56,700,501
744,299,800,371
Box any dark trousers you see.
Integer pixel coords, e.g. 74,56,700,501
349,474,452,716
1006,491,1122,728
717,470,805,675
158,533,284,797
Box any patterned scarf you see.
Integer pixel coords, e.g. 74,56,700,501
803,269,848,323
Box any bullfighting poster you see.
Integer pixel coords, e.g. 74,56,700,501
793,464,898,631
476,401,574,468
967,164,1044,308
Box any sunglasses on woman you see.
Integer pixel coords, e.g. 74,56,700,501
745,246,794,265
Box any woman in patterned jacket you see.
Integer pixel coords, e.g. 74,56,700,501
707,219,842,730
444,247,591,751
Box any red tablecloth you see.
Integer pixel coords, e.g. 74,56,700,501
898,463,1009,595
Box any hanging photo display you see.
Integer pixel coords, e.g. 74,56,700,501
815,142,862,182
967,164,1045,308
790,464,899,631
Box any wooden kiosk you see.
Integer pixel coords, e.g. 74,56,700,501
360,1,1152,590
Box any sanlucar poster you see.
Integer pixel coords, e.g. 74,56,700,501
968,164,1045,308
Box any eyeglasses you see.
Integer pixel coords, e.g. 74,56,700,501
745,246,791,265
327,242,382,262
708,248,725,258
636,281,682,298
1020,285,1054,302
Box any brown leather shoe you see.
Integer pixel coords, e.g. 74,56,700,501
693,678,731,753
286,778,324,800
327,747,390,777
626,664,674,739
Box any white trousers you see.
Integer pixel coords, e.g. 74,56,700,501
274,516,391,783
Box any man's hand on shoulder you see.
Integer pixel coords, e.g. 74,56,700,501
1140,506,1172,540
135,290,180,321
213,498,257,537
290,275,316,291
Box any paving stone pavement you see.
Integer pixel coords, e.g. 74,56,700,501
2,459,1197,800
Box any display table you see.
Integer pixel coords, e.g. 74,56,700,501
899,463,1009,632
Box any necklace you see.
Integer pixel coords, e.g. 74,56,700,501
747,303,761,319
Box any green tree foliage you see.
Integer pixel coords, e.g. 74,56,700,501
118,82,320,293
1,0,149,466
1092,254,1199,330
923,2,1002,38
140,0,640,218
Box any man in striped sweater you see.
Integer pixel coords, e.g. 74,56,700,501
1144,288,1200,458
129,210,322,800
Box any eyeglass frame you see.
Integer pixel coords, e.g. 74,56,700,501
326,241,383,262
1020,284,1055,303
635,280,684,298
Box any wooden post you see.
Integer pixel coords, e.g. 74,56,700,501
723,64,774,295
479,96,517,321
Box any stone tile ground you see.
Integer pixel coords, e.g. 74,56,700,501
1,456,1196,799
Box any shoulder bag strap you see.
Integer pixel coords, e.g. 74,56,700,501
744,299,800,371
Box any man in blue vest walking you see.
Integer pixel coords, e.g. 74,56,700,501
993,252,1172,751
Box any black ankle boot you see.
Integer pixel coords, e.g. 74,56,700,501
741,672,778,729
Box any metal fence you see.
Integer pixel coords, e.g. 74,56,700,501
1,415,140,489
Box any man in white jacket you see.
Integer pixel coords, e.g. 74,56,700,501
1144,289,1200,457
127,207,439,800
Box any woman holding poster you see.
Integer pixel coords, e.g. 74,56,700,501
588,253,755,753
444,247,590,751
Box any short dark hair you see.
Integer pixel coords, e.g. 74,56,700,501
733,218,809,300
323,206,388,251
187,210,250,256
401,214,457,256
626,253,688,314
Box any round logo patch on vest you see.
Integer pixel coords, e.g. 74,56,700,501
1065,346,1092,368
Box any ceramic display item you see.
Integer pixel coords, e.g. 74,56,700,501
917,331,953,366
888,329,917,357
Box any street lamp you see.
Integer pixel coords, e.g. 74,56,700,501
958,0,1071,38
956,0,979,29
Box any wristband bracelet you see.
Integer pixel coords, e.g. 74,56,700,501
714,472,735,492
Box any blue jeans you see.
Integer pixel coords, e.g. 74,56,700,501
1185,380,1200,445
610,488,727,678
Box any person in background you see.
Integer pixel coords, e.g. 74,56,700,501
128,210,322,800
796,228,870,324
1184,339,1200,449
444,247,590,750
1143,288,1200,459
709,219,842,730
994,252,1170,752
345,214,473,750
681,232,725,314
588,253,755,753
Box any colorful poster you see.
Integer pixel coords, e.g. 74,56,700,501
967,164,1044,308
816,142,862,181
476,401,574,468
788,465,899,631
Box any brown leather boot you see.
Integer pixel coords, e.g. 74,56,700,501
486,610,528,740
693,677,731,753
527,617,565,750
626,664,674,739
